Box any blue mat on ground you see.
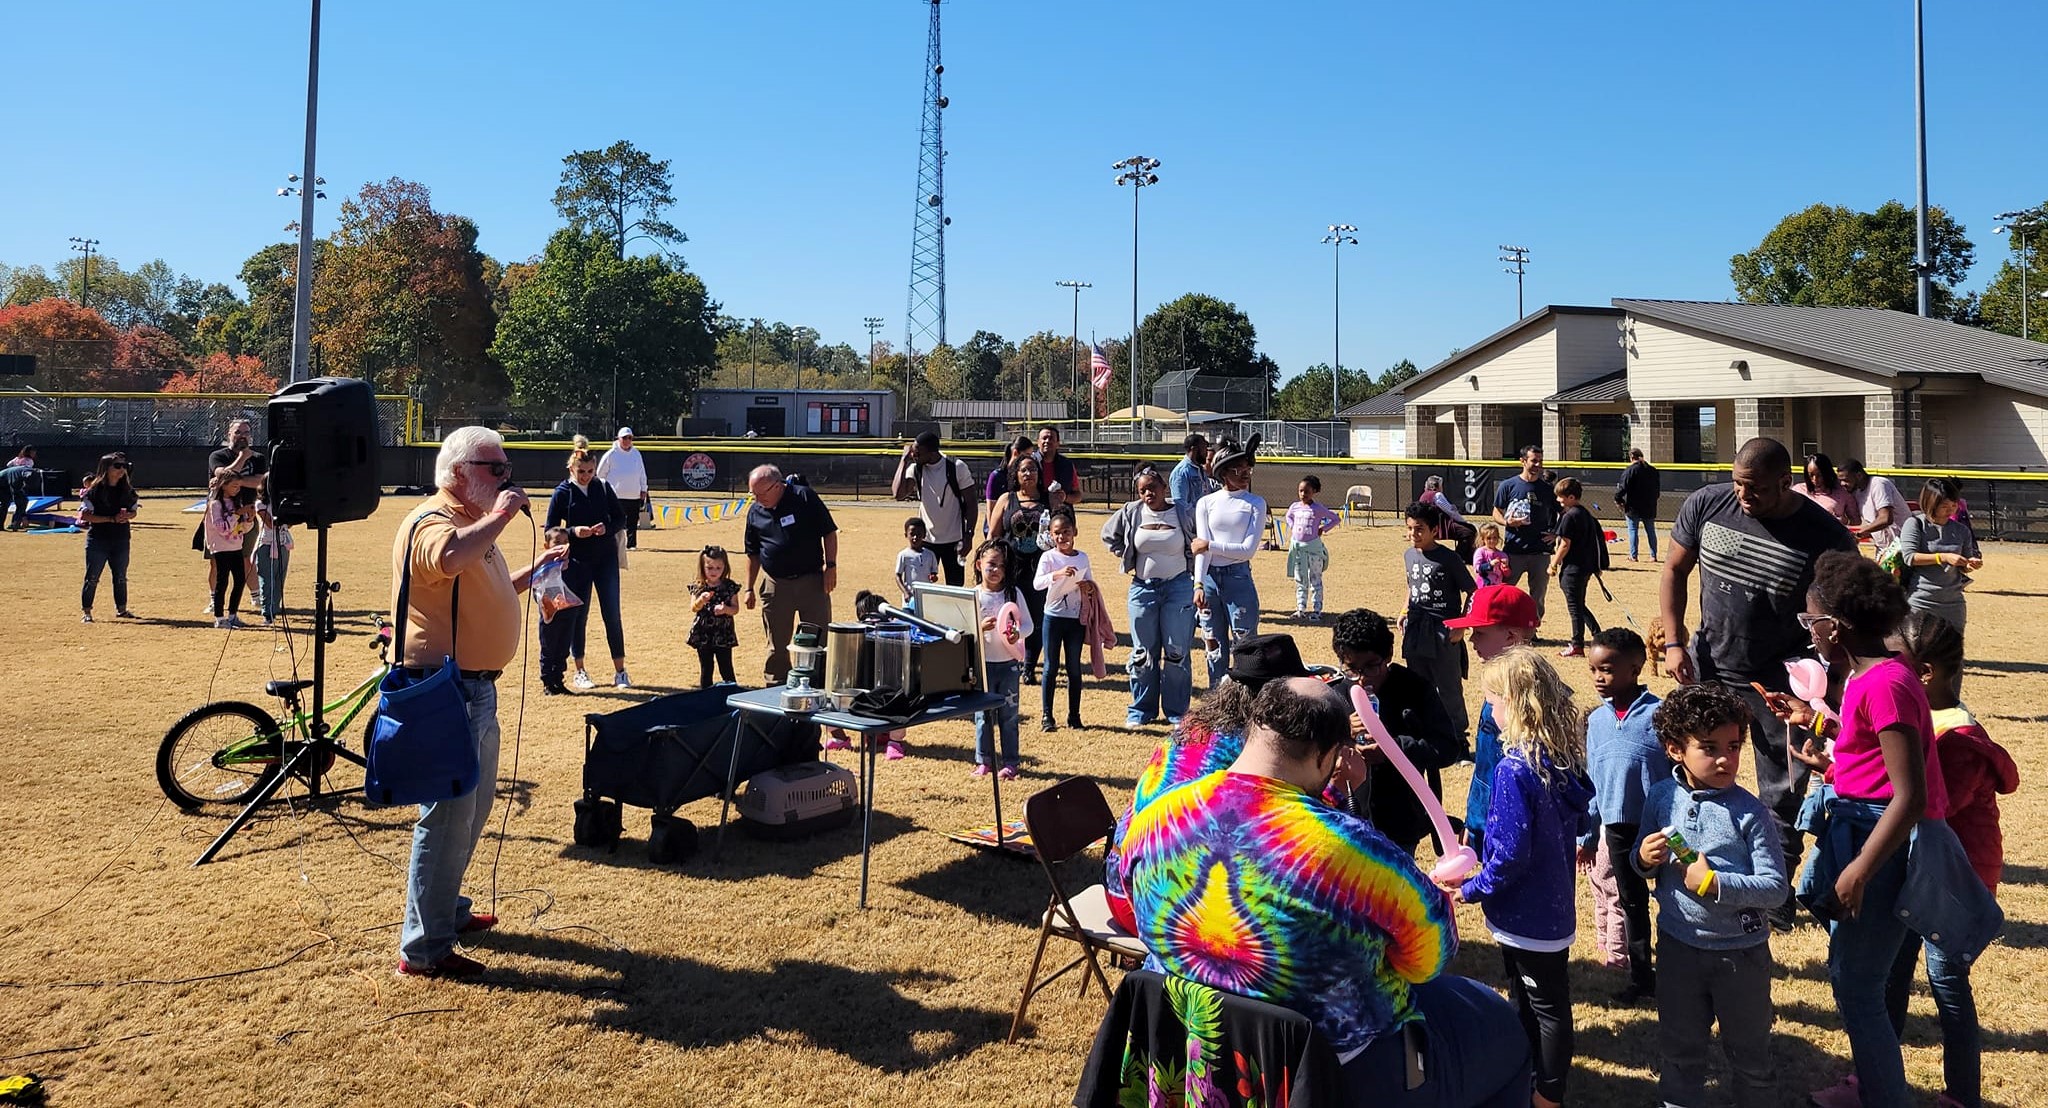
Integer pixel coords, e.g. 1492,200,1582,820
25,524,82,534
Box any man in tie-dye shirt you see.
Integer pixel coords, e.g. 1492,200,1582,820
1123,678,1530,1105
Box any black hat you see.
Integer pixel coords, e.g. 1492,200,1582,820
1226,633,1310,691
1210,432,1262,474
914,430,941,450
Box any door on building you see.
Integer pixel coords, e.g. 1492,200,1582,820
747,407,785,436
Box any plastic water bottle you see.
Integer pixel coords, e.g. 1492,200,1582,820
1035,509,1052,552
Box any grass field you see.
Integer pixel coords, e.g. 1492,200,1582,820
1,490,2042,1107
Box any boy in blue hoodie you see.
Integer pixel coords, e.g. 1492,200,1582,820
1635,684,1787,1108
1578,627,1664,1003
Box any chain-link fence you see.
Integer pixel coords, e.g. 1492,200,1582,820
0,391,420,449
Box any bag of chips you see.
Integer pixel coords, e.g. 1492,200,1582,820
533,556,583,623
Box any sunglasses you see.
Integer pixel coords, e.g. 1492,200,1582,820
465,460,512,478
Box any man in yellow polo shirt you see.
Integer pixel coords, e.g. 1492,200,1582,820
392,426,564,980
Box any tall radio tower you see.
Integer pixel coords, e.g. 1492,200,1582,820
905,0,948,366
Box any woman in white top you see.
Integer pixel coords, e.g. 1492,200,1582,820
1192,434,1267,688
1100,467,1197,725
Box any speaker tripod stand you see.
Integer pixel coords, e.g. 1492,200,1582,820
195,526,369,865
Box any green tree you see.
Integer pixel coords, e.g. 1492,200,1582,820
552,140,687,260
1269,358,1416,421
1730,201,1975,318
959,330,1010,399
238,241,319,377
492,227,719,431
920,342,965,401
0,263,63,307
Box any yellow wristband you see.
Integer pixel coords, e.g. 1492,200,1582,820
1695,869,1716,897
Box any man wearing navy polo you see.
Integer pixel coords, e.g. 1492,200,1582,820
742,464,839,684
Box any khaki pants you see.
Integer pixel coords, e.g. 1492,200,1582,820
760,571,832,683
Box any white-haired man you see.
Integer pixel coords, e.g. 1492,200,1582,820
392,427,564,980
742,464,837,684
594,427,649,550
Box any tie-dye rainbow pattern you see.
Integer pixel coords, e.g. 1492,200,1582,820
1121,771,1457,1056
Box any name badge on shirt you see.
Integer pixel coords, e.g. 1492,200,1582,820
779,514,796,527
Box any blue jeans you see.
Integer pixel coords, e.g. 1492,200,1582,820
571,558,626,664
1127,573,1195,725
1337,975,1531,1108
1627,514,1658,560
1201,561,1260,687
1827,835,1914,1108
399,678,501,967
82,531,130,613
1888,935,1981,1107
975,660,1022,766
254,545,291,621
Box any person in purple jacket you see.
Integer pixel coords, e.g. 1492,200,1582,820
1442,646,1593,1108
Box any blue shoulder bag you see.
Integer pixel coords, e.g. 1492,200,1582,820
365,510,482,807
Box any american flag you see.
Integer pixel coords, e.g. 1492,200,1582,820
1089,343,1113,391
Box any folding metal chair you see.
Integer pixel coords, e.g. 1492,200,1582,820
1008,775,1149,1043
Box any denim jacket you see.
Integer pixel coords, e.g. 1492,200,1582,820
1800,792,2003,964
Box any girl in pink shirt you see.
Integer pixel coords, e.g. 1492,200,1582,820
1282,475,1341,619
1767,551,1938,1108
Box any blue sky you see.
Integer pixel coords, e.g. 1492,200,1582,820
4,0,2041,381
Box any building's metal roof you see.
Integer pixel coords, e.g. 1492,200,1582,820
1614,299,2048,398
1545,369,1629,405
928,400,1070,420
1338,388,1407,419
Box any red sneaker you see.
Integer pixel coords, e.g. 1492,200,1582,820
459,913,499,934
396,952,486,980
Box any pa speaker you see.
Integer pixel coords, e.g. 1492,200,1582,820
267,376,382,527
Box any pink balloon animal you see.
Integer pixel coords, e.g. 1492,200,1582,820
1784,657,1838,726
1348,685,1479,883
988,601,1027,663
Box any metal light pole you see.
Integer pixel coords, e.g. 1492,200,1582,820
67,237,99,309
863,316,884,384
1113,157,1160,439
1913,0,1932,317
1055,280,1090,419
1322,225,1357,429
290,0,323,382
1500,245,1531,319
1995,210,2043,340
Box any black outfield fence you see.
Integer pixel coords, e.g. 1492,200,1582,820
18,437,2048,544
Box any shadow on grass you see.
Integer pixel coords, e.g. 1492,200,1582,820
896,850,1061,929
478,928,1012,1072
1573,1012,1850,1107
1998,863,2048,886
562,808,922,884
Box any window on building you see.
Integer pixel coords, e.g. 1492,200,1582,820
807,401,871,436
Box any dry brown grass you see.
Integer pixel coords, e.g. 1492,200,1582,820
0,492,2043,1107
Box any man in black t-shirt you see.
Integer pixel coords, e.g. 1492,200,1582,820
742,464,839,684
1491,444,1556,626
1660,437,1855,926
196,418,269,594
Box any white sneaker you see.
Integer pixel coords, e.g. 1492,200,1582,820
214,617,231,629
224,614,249,628
572,671,595,690
614,669,632,688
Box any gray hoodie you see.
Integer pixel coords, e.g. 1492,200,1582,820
1632,764,1787,950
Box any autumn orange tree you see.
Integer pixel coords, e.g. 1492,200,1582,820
312,178,506,414
161,353,277,394
0,298,118,389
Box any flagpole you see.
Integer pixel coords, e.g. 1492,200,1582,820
1090,330,1099,445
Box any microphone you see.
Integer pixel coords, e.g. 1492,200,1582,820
498,477,531,516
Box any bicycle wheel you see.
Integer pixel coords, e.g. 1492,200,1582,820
157,701,286,809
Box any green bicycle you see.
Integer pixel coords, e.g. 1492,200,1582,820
155,621,394,809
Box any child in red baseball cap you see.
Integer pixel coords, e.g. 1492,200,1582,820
1446,584,1541,853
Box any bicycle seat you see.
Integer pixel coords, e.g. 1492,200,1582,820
266,678,316,699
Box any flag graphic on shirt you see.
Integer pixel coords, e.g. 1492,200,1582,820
1090,343,1113,391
